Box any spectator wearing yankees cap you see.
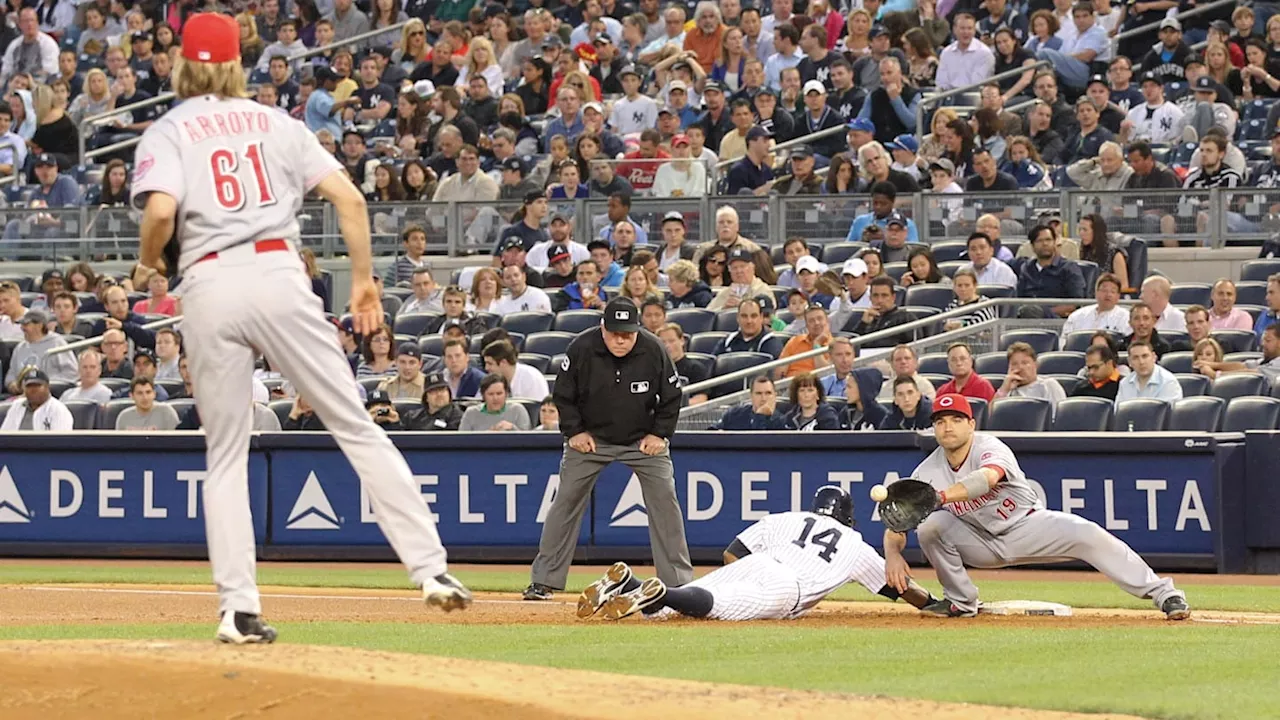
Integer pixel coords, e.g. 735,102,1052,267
404,371,464,431
1,369,73,432
525,296,691,601
497,156,540,203
112,348,169,400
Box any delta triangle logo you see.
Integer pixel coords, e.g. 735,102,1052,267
0,466,31,523
609,474,648,527
285,472,340,530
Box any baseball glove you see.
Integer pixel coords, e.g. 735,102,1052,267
879,479,941,533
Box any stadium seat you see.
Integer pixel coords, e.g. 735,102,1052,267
99,377,130,394
682,353,715,388
383,286,413,301
519,353,551,374
883,262,909,282
1240,259,1280,282
1211,373,1269,401
358,377,384,393
156,380,185,398
820,242,865,265
1047,374,1082,396
1113,399,1171,431
1211,329,1256,353
1241,118,1270,142
968,397,989,429
938,261,965,278
48,380,73,399
1161,331,1190,351
759,334,789,358
981,373,1005,391
688,331,729,354
974,351,1008,375
381,295,402,319
1075,260,1099,293
523,331,575,357
667,308,716,336
930,242,967,263
167,398,197,420
501,312,555,335
1000,328,1060,355
418,334,445,357
552,309,603,333
474,312,502,330
922,373,950,389
393,312,443,337
269,399,294,427
98,399,135,430
1221,396,1280,431
918,353,949,374
392,399,422,416
470,332,523,353
0,273,33,291
1243,98,1275,122
1176,374,1211,397
1161,351,1195,373
514,399,542,425
63,400,99,430
899,306,941,337
709,352,773,398
1170,283,1211,306
1052,397,1113,431
1037,351,1085,375
1236,281,1267,306
986,397,1051,431
714,309,740,332
904,285,956,310
1120,237,1147,289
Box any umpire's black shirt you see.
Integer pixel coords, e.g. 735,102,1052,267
554,328,682,445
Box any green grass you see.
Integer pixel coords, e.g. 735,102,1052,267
2,620,1276,720
5,564,1280,613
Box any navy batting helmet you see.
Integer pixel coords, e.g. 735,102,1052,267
811,485,854,528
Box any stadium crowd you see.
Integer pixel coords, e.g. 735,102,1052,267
1,0,1280,434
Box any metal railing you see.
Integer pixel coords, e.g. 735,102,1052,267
77,92,175,165
47,314,184,356
714,123,849,170
915,61,1050,147
1117,0,1235,63
288,20,412,61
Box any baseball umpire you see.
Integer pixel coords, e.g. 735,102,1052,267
524,297,693,600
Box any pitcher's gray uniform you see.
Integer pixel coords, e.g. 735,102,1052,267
131,39,465,633
911,432,1186,615
669,511,889,620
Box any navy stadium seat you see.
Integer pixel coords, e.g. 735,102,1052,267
714,309,740,332
63,400,99,430
759,334,788,358
500,312,555,335
1221,396,1280,431
523,331,575,357
1075,260,1099,293
1211,373,1268,401
708,352,773,398
1037,351,1085,375
383,286,414,300
470,331,523,353
48,380,74,399
974,351,1008,375
1211,329,1256,353
986,397,1051,431
1170,283,1211,306
1052,397,1113,431
269,399,293,427
1240,118,1270,142
166,398,197,420
667,308,716,336
966,397,989,428
552,309,603,333
930,242,967,263
358,377,384,393
1160,352,1194,374
418,334,445,357
904,285,956,310
980,373,1005,391
1242,98,1276,122
1047,374,1082,396
0,273,33,291
392,399,422,416
820,242,865,265
688,331,729,354
1120,236,1147,289
977,284,1014,300
1176,373,1211,397
883,262,909,282
938,261,965,278
918,353,949,375
393,312,443,337
682,353,715,389
98,398,135,430
1236,282,1267,306
99,377,130,393
1113,399,1171,431
1000,328,1060,355
1240,259,1280,282
519,353,551,374
922,373,950,390
1161,331,1190,351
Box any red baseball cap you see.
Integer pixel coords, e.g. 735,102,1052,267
930,393,974,420
182,13,241,64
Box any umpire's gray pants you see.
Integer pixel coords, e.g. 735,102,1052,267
531,441,693,590
918,509,1183,615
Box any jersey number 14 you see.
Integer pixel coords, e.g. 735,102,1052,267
210,142,277,211
792,517,842,563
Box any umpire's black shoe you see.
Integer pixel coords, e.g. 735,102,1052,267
216,611,278,644
920,598,978,618
523,583,555,601
1162,595,1192,621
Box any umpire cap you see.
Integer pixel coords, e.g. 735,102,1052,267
603,297,641,332
811,485,854,528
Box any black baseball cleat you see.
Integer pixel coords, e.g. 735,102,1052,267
523,582,555,601
216,611,278,644
423,573,472,612
1162,596,1192,621
920,599,978,618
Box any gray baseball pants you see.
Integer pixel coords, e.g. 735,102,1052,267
918,509,1184,614
530,441,693,590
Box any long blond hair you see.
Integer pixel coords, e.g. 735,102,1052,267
174,56,248,99
84,68,110,102
465,36,498,76
400,18,427,59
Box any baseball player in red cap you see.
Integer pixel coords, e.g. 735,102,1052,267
884,393,1191,620
132,13,471,644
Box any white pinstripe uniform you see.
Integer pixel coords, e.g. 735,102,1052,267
665,511,887,621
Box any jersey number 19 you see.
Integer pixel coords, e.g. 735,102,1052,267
210,141,277,211
792,517,842,562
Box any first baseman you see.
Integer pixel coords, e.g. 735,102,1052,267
133,14,471,644
883,393,1191,620
579,486,937,621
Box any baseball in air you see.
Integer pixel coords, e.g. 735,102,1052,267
870,485,888,502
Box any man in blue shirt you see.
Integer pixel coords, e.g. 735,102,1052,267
725,126,775,194
1255,274,1280,342
542,85,586,152
3,154,82,241
305,66,353,138
845,181,919,242
1016,223,1087,318
1036,2,1111,90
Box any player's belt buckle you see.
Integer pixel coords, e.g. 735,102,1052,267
194,238,289,265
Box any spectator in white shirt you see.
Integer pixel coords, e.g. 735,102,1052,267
1140,275,1187,333
1114,341,1183,404
962,231,1017,287
1060,272,1133,342
399,267,445,315
1,9,59,86
651,132,707,197
935,12,994,91
61,348,113,406
993,341,1067,419
1,369,73,431
527,213,591,270
481,339,550,399
493,264,553,314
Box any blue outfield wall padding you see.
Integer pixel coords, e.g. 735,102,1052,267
0,431,1253,568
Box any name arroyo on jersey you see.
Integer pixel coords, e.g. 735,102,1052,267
180,110,276,144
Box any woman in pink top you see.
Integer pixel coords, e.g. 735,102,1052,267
133,271,178,316
1208,279,1254,331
